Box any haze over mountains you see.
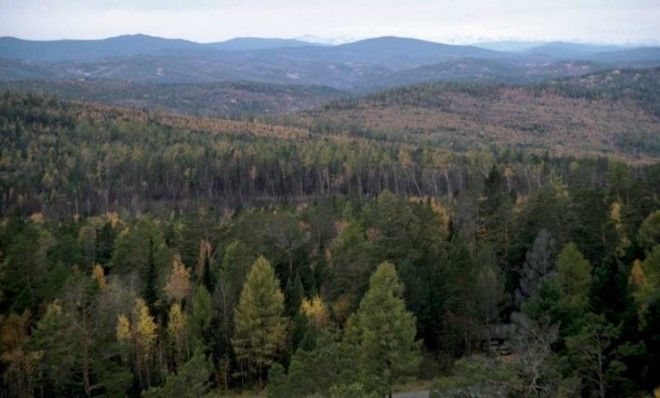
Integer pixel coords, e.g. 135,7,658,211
0,34,658,91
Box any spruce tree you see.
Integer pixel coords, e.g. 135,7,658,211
232,256,287,387
284,273,304,317
143,237,158,312
189,285,213,353
556,243,592,314
202,253,215,293
345,262,421,397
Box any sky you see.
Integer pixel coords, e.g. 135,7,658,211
0,0,658,45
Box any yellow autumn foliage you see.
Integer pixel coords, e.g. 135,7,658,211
135,299,157,346
116,314,131,343
164,254,192,301
92,264,106,290
301,295,330,329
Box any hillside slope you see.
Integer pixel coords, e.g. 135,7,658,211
1,35,658,89
300,69,660,160
0,80,348,117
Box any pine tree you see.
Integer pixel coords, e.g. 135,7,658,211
30,273,131,397
189,285,212,352
566,313,621,398
29,301,70,394
232,256,287,387
284,273,304,317
143,237,158,312
202,252,215,293
556,243,592,314
142,350,212,398
345,262,421,397
196,239,215,292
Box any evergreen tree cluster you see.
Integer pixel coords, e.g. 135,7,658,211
0,93,659,397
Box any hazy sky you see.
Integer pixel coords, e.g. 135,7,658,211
1,0,658,44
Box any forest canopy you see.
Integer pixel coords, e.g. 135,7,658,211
0,89,659,397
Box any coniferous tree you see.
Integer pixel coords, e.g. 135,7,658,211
202,252,215,293
143,237,158,312
142,350,213,398
566,313,621,398
284,273,304,317
232,256,287,387
267,332,358,398
189,285,213,353
637,211,660,253
556,243,592,315
345,262,421,397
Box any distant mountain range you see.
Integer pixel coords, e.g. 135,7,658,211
208,38,318,52
0,34,658,91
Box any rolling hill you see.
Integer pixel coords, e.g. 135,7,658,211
0,34,206,61
522,41,624,58
1,34,658,90
208,37,317,51
357,58,605,90
298,68,660,161
0,79,348,117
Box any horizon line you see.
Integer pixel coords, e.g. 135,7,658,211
1,33,658,47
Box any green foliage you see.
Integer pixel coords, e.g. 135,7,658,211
141,350,212,398
433,313,577,398
556,243,592,315
30,272,132,396
0,90,659,396
631,244,660,326
431,355,521,398
109,217,170,315
566,313,622,398
325,220,374,309
284,273,304,318
328,383,378,398
267,332,358,398
0,220,51,312
345,262,421,397
637,210,660,252
189,285,213,352
232,256,287,385
515,229,557,306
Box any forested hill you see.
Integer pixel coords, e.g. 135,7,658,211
302,68,660,160
544,67,660,117
1,35,658,90
0,80,348,118
1,91,659,218
0,91,659,397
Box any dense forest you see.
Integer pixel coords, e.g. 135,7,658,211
0,84,659,398
0,80,347,118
